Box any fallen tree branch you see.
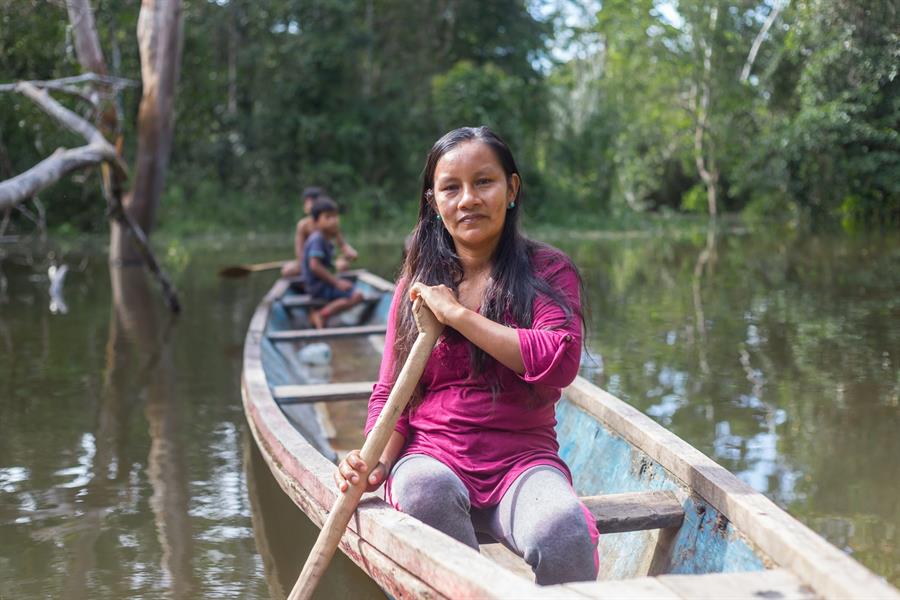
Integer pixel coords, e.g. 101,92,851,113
16,82,105,146
0,73,137,92
0,145,108,210
0,79,99,107
0,82,127,209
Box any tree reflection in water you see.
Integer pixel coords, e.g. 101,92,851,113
109,266,195,597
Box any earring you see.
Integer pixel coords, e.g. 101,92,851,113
508,201,516,209
436,214,442,221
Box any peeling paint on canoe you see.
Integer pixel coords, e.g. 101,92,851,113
556,398,766,579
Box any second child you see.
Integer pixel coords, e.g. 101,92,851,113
304,197,364,329
282,186,358,278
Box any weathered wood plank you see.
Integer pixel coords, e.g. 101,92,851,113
565,576,682,599
354,270,396,293
268,324,387,341
582,490,684,534
657,569,818,600
273,381,375,404
280,294,326,309
281,293,381,310
563,377,900,600
480,544,534,581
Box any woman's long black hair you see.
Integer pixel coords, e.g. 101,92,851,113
392,126,584,401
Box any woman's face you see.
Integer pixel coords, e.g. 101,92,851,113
431,140,520,254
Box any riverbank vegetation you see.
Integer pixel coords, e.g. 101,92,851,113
1,1,897,238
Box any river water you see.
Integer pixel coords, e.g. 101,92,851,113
0,227,897,597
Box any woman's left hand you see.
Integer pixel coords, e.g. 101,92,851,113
409,282,464,326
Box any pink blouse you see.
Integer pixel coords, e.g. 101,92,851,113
365,249,583,509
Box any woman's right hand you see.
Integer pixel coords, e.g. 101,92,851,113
334,449,390,493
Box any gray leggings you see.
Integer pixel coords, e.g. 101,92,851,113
388,454,599,585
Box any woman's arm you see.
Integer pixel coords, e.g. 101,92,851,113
410,260,582,387
410,282,525,374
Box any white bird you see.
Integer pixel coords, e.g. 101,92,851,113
48,263,69,314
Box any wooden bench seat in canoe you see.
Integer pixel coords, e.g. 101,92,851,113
268,324,387,341
273,381,375,404
580,490,684,533
280,293,382,310
479,491,684,541
280,294,327,309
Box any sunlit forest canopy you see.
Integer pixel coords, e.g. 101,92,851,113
1,0,897,234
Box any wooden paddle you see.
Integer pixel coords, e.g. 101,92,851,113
218,260,290,278
288,297,443,600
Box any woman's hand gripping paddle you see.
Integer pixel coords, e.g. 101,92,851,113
289,297,443,600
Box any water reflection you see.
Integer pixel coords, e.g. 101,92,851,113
111,266,196,597
243,433,382,600
0,250,268,597
0,230,897,594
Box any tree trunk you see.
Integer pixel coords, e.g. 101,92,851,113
65,1,121,145
66,0,107,75
227,1,238,117
693,5,719,220
111,0,183,264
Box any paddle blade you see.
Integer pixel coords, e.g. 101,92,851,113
218,265,252,278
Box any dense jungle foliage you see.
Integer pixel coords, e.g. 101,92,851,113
1,0,897,234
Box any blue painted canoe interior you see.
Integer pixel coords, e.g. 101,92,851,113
557,398,766,578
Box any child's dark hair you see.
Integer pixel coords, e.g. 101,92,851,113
310,196,339,221
302,186,324,201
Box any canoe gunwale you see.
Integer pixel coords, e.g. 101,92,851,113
563,378,899,600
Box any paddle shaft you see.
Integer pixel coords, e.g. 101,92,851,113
218,260,290,278
289,300,442,600
249,260,290,271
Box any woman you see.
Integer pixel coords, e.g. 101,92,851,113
335,126,599,585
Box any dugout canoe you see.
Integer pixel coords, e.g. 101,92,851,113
241,270,899,599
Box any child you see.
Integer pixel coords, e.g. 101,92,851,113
281,186,358,278
303,197,364,329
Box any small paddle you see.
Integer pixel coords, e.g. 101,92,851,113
289,297,443,600
218,260,290,278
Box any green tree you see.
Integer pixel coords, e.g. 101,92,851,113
782,0,900,227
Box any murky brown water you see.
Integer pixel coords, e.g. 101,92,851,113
1,226,897,597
